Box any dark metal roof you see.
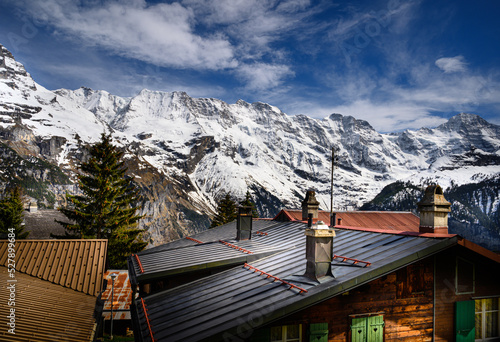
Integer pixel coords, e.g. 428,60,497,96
142,219,279,253
133,225,458,342
128,220,293,285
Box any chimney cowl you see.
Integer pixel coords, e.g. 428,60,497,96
236,206,253,240
417,184,451,234
304,226,335,281
302,190,320,221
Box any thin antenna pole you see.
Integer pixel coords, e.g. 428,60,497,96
330,147,334,214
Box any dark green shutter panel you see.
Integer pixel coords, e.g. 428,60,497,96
455,300,476,342
309,323,328,342
351,318,367,342
250,327,270,342
367,316,384,342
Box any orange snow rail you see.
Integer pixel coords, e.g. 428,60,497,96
186,236,203,244
133,254,145,273
141,298,156,342
333,254,371,267
219,240,254,254
244,263,308,294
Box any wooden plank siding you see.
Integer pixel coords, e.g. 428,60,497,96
434,245,500,342
268,259,435,342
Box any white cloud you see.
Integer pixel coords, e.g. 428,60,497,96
237,63,294,91
435,56,467,73
327,99,447,132
18,0,237,70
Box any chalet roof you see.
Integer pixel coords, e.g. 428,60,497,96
0,266,98,342
142,219,277,253
132,223,459,342
129,221,290,285
275,209,420,232
0,239,107,296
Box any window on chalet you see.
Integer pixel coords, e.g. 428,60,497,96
350,314,384,342
456,257,475,294
475,298,500,341
396,263,426,298
270,324,302,342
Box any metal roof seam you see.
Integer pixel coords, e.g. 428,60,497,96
218,240,254,254
186,236,203,244
133,253,145,273
333,254,371,267
141,298,157,342
243,263,308,294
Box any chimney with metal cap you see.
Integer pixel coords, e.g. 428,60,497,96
237,206,253,240
417,184,451,234
302,190,320,221
304,221,336,281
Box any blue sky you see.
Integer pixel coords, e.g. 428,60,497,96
1,0,499,132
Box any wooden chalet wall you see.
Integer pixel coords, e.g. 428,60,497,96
267,259,435,341
434,245,500,342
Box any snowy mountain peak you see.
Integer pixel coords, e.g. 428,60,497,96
0,43,36,91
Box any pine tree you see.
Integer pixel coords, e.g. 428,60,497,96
0,187,29,239
57,133,147,268
239,190,259,218
210,192,237,228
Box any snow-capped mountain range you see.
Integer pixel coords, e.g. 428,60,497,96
1,43,499,246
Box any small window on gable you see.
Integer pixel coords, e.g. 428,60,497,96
456,257,475,295
397,263,427,298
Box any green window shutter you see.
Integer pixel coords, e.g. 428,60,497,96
351,318,367,342
367,316,384,342
250,327,270,342
309,323,328,342
455,300,476,342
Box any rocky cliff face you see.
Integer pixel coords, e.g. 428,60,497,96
1,43,499,247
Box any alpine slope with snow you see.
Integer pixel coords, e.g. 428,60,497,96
1,43,499,246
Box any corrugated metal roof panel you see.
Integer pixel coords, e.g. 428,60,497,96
134,227,458,341
0,266,97,342
0,239,107,296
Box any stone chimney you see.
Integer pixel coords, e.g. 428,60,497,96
417,184,451,234
236,206,253,240
304,222,335,281
302,190,320,221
